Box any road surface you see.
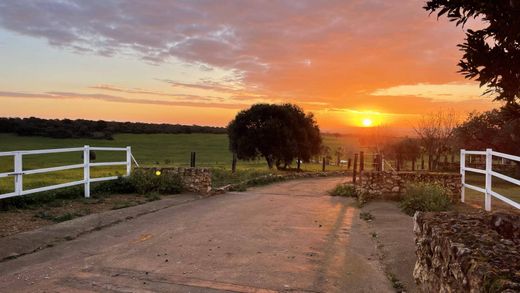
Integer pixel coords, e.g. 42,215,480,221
0,177,393,292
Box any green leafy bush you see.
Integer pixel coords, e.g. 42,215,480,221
91,177,135,195
328,184,357,197
129,169,183,195
399,182,452,216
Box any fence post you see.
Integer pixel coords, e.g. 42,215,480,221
190,152,196,168
231,153,237,173
460,149,465,203
353,153,358,184
381,154,384,171
126,146,132,176
14,152,23,196
485,148,492,211
347,158,351,170
322,157,326,172
359,151,364,172
84,145,90,198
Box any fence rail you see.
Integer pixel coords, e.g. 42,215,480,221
0,145,138,200
460,148,520,211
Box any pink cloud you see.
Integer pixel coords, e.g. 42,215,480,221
0,0,492,117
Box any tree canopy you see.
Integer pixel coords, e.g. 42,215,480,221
0,117,226,139
424,0,520,105
455,106,520,175
227,104,322,170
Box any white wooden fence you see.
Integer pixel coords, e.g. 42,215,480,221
0,145,138,199
460,149,520,211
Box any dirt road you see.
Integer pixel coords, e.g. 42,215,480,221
0,177,394,292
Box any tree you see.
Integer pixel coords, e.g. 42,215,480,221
455,105,520,176
334,146,345,166
414,111,458,170
424,0,520,105
227,104,322,170
383,138,421,170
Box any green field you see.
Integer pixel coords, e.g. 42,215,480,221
0,133,362,193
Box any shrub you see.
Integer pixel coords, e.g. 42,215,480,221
328,184,357,197
129,169,183,195
91,177,135,196
399,182,452,216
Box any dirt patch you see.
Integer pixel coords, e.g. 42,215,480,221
0,194,162,238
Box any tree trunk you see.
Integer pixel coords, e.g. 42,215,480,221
266,156,274,169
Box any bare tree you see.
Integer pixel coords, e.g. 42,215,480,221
414,111,458,171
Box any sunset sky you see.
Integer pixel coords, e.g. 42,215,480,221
0,0,500,133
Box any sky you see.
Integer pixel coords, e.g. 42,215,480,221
0,0,500,133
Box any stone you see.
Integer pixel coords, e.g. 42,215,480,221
413,211,520,292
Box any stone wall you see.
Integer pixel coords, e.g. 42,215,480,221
142,167,212,194
213,170,351,193
355,171,461,202
413,211,520,292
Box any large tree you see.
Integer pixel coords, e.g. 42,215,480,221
227,104,322,170
424,0,520,105
455,105,520,176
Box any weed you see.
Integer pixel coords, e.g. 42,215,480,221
328,184,357,197
145,192,161,202
34,211,84,223
387,272,405,291
400,182,452,216
360,212,374,221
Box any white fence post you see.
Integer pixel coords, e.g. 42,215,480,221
460,149,465,203
14,152,23,196
83,145,90,198
126,146,132,176
485,148,492,211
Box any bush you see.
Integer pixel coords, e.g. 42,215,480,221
328,184,357,197
399,182,452,216
129,169,183,195
0,170,183,210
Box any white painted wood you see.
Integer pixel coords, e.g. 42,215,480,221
460,149,465,202
461,148,520,211
491,150,520,162
90,147,127,151
491,171,520,186
14,152,23,196
22,180,85,195
90,176,119,183
126,146,132,176
463,167,486,175
0,145,136,200
485,148,492,211
464,183,486,193
90,162,127,167
23,164,84,175
83,145,90,198
464,150,486,155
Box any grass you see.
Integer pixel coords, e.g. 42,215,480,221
0,132,358,193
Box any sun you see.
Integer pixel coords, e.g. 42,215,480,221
362,118,373,127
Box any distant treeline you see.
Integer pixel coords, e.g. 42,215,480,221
0,117,227,139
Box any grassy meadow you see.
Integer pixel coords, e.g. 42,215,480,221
0,132,361,193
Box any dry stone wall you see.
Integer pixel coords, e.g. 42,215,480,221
355,171,461,202
414,211,520,292
142,167,212,194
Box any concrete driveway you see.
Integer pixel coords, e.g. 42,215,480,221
0,177,393,292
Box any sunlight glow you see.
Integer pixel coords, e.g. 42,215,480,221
362,118,373,127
